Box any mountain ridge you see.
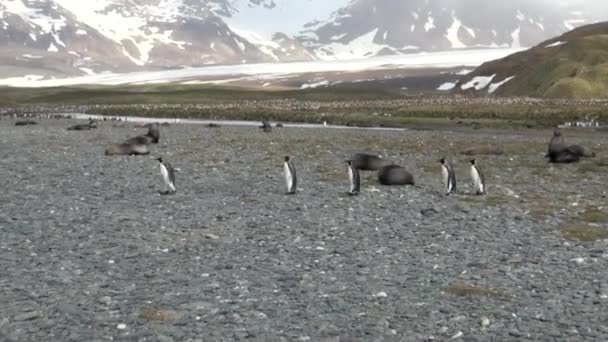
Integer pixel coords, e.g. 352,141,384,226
0,0,604,79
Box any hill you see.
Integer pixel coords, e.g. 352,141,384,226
455,22,608,98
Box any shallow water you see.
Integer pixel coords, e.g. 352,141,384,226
67,113,408,131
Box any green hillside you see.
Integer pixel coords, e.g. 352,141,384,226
459,22,608,98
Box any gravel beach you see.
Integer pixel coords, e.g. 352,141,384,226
1,119,607,341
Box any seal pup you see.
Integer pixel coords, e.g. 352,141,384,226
283,156,297,194
377,165,415,186
346,160,360,196
157,157,176,194
439,157,456,195
470,159,485,195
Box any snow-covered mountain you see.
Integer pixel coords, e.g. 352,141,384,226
0,0,315,78
299,0,603,60
0,0,604,79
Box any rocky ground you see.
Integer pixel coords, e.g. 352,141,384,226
1,118,607,342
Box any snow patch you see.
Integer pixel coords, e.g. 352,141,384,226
424,17,435,32
316,28,396,60
511,27,521,48
301,80,329,89
545,41,566,48
461,74,496,91
446,17,466,49
437,82,456,91
22,54,43,59
488,76,515,93
79,67,95,75
48,42,59,52
76,29,87,35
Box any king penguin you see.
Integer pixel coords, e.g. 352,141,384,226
469,159,485,195
439,157,456,195
346,159,360,196
283,156,297,195
156,157,176,194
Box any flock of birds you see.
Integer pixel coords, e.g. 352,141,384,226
12,117,596,197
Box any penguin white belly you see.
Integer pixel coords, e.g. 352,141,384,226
348,167,354,192
441,166,449,189
471,166,483,194
160,164,171,189
284,163,293,191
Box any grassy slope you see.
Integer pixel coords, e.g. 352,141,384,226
460,22,608,98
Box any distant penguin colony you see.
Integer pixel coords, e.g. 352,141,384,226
470,159,485,195
346,160,360,196
157,157,176,195
440,157,456,195
283,156,297,195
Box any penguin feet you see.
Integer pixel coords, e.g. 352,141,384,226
158,190,176,195
348,191,359,196
285,191,296,195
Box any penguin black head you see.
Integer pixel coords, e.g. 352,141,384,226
439,157,446,164
470,159,476,165
553,129,562,137
284,156,290,162
156,157,163,163
346,159,352,166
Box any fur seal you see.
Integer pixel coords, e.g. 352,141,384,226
351,153,389,171
105,143,150,156
378,165,415,186
124,123,159,145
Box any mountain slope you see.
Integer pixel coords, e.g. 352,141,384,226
455,22,608,98
0,0,314,78
298,0,599,60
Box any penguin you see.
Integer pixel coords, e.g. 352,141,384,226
346,160,360,196
283,156,297,195
156,157,176,194
439,157,456,195
469,159,485,195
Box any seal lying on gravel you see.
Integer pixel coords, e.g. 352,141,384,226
124,123,160,145
378,165,415,186
351,153,389,171
15,120,37,126
105,143,150,156
67,119,97,131
546,129,595,163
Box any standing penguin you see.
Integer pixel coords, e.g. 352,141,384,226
439,157,456,195
346,159,360,196
283,156,297,194
469,159,485,195
156,157,176,194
